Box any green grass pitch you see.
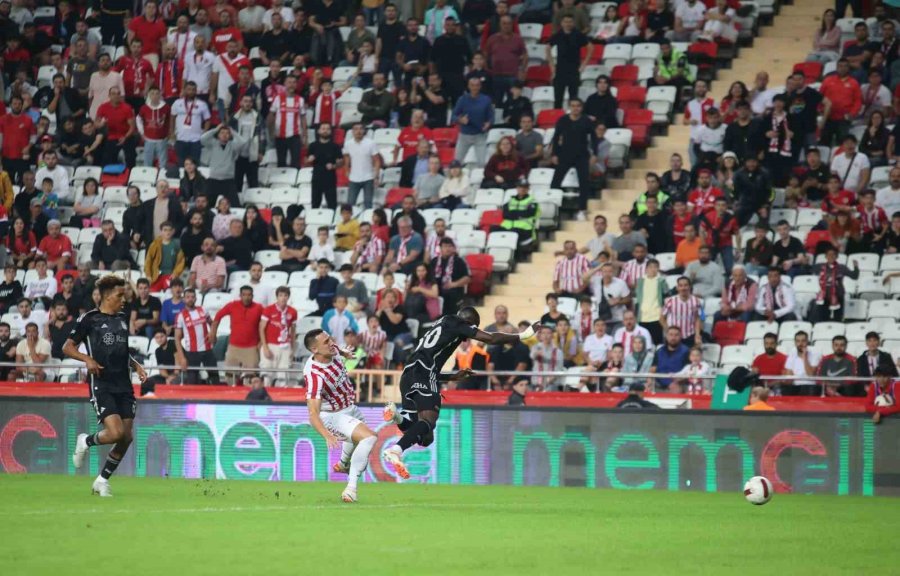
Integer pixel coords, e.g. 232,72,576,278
2,475,898,576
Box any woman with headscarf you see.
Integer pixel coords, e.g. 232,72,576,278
622,335,654,391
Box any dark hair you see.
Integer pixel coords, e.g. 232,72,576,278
865,331,881,341
458,306,480,326
136,278,150,287
833,335,848,344
276,286,290,296
820,8,836,33
170,277,184,288
96,275,126,299
304,328,325,351
239,285,254,294
763,332,778,341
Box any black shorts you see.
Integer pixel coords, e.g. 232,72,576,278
399,366,441,413
89,382,137,424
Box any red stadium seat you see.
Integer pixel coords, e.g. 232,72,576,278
711,321,746,347
386,187,414,207
433,127,459,146
793,61,823,83
437,146,456,165
629,125,650,149
540,23,553,43
580,44,604,64
805,230,833,254
479,209,504,233
333,127,346,145
100,168,130,187
623,108,653,127
525,65,552,87
258,208,272,224
610,65,638,88
616,85,647,110
465,254,494,297
536,109,565,128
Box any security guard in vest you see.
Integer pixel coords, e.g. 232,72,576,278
650,39,694,93
631,172,671,217
497,178,540,249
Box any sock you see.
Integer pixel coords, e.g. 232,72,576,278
85,433,99,447
99,455,121,480
397,410,416,432
397,420,431,451
339,441,354,467
347,436,376,489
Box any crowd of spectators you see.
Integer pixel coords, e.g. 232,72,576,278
0,0,898,410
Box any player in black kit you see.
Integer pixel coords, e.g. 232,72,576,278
64,275,147,497
382,306,538,478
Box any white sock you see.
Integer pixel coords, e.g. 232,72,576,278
348,436,376,489
340,441,354,466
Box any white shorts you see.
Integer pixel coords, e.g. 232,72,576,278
320,405,367,440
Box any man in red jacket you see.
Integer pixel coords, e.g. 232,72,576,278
867,365,900,424
115,38,154,113
210,286,264,383
819,58,862,147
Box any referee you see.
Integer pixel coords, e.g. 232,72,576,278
65,275,147,497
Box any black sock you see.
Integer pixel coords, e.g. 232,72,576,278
100,455,121,480
397,420,431,451
85,433,99,447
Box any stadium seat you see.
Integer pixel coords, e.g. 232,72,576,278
432,127,459,146
792,61,823,83
616,86,647,110
242,188,272,206
769,208,797,227
720,344,753,365
701,343,721,366
77,228,101,246
744,320,778,341
518,23,543,43
851,253,880,274
270,187,300,205
655,252,676,272
473,188,505,208
602,43,632,68
306,208,335,228
632,42,661,61
385,187,414,207
804,230,831,253
791,275,819,294
267,168,299,187
536,109,565,128
450,208,481,230
525,65,552,87
856,276,887,301
228,271,251,289
129,166,158,185
778,321,813,340
812,322,846,343
465,254,494,297
480,209,504,233
845,321,872,341
128,336,150,355
711,321,746,346
255,250,282,269
202,292,232,314
610,65,638,88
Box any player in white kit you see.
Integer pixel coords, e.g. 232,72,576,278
303,328,377,503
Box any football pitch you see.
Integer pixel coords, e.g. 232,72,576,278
2,475,898,576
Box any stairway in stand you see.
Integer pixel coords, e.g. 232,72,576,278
478,0,830,324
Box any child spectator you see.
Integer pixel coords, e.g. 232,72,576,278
322,295,359,347
361,315,387,368
675,347,713,394
39,177,58,220
309,226,336,263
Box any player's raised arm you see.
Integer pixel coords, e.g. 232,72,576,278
471,322,541,346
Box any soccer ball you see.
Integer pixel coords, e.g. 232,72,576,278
874,394,895,407
743,476,773,505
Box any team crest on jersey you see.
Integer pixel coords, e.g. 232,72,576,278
102,333,115,345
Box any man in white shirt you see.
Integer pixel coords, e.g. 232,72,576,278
582,214,616,260
230,261,274,306
15,322,52,381
170,80,212,166
586,263,631,333
211,39,251,120
24,257,58,302
167,15,197,64
673,0,706,41
612,310,653,356
342,122,381,209
783,330,821,395
183,35,216,104
34,151,71,203
263,0,294,30
14,298,50,339
876,166,900,218
829,134,871,193
754,267,797,322
582,318,614,365
859,69,892,120
748,71,777,117
239,0,266,47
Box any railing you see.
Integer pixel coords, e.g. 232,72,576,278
2,361,879,402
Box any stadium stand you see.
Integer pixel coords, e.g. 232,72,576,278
2,0,894,407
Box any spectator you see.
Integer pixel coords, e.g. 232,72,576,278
694,108,726,173
396,17,430,86
211,285,264,377
701,0,737,43
143,180,184,244
174,288,220,384
683,80,715,167
715,264,757,323
145,221,185,291
161,278,186,336
859,71,892,124
808,9,840,63
322,295,360,347
219,219,254,273
230,262,273,307
201,124,247,207
650,39,692,92
530,325,564,390
819,59,862,146
34,218,72,272
130,278,162,338
211,196,238,242
240,205,268,254
358,72,394,126
0,264,22,312
688,169,724,216
618,242,650,290
485,135,532,189
435,160,470,210
350,222,386,273
547,13,591,109
87,53,125,120
810,246,859,322
269,216,311,273
188,237,227,294
452,77,493,166
309,226,336,264
613,310,653,356
258,286,297,387
309,258,339,315
71,263,97,314
96,85,139,167
414,155,446,208
553,317,581,367
15,322,51,381
376,289,411,364
751,332,787,383
672,0,706,41
229,95,264,190
697,197,738,276
28,199,49,243
334,264,368,315
171,81,212,167
674,222,703,270
582,317,614,367
772,220,810,278
744,386,775,410
506,375,529,405
755,267,797,323
501,83,533,132
723,102,761,164
661,277,704,347
48,300,75,361
685,246,724,298
24,257,57,304
6,217,35,270
464,51,494,98
830,134,870,194
305,123,343,210
583,76,618,130
858,331,899,379
786,72,823,149
553,240,591,297
550,98,594,221
34,151,70,205
661,152,693,203
343,123,380,209
429,20,469,104
404,262,440,323
399,138,433,188
744,224,775,275
867,366,899,424
384,216,424,275
539,292,568,329
817,335,859,397
616,382,658,408
622,335,653,391
733,155,773,226
430,238,470,315
13,298,49,337
652,326,690,390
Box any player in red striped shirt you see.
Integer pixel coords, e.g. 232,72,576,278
304,328,377,503
173,288,220,384
660,277,704,347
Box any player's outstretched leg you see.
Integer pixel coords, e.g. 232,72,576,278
333,441,355,474
75,416,133,497
343,424,377,503
383,409,437,480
